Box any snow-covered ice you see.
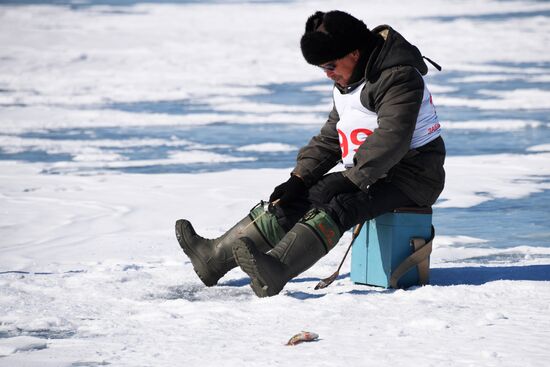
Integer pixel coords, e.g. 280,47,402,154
1,0,549,366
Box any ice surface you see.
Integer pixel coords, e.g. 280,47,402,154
1,160,550,366
236,143,296,152
444,119,543,130
0,337,48,357
439,152,550,208
527,144,550,152
1,0,549,366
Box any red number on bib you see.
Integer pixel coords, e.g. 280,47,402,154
351,128,373,152
338,128,373,158
338,129,348,158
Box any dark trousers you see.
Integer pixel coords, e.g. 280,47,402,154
272,173,417,233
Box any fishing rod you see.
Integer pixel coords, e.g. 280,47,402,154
315,222,364,290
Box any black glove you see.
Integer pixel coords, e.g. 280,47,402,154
314,172,360,204
269,175,307,205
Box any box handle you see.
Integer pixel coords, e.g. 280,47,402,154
389,226,435,288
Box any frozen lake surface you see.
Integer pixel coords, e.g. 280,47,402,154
1,1,550,366
1,61,548,248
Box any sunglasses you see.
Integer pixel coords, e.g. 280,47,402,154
318,62,337,71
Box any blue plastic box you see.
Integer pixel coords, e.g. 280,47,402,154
350,208,433,288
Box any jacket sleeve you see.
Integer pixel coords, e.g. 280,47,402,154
344,66,424,191
292,102,342,187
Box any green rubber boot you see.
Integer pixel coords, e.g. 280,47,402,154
175,203,285,287
232,209,342,297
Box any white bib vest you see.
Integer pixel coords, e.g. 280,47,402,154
334,79,441,167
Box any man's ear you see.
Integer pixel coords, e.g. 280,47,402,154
351,49,360,62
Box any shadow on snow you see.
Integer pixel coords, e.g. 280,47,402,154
430,264,550,286
215,265,550,300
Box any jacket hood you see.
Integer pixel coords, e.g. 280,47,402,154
366,25,428,81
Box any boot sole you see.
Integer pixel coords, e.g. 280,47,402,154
175,219,218,287
232,240,277,298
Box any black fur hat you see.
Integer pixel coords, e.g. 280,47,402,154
300,10,376,65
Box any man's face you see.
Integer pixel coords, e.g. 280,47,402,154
319,50,360,87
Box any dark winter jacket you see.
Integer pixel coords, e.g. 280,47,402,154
292,25,446,206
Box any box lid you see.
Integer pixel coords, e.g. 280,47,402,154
393,207,432,214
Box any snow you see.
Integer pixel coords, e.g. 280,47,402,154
2,159,550,366
527,144,550,152
438,89,550,110
444,119,544,130
438,152,550,208
237,143,297,153
0,337,48,357
1,0,550,366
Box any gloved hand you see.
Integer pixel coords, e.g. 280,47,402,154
313,172,360,204
269,174,307,205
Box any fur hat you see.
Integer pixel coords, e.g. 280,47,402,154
300,10,375,65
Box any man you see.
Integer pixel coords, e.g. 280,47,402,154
175,10,445,297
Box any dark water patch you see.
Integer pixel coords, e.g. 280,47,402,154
434,189,550,249
421,9,550,22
